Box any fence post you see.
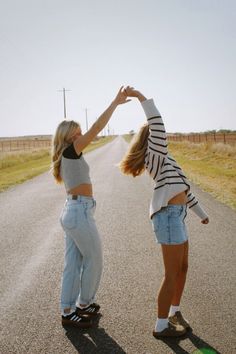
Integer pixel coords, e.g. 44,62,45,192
223,133,226,144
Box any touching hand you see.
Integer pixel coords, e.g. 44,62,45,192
124,86,147,102
201,217,209,224
113,86,131,105
124,86,140,97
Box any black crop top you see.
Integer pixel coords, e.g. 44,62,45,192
62,144,82,159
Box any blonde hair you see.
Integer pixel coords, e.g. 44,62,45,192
119,124,149,177
51,120,80,183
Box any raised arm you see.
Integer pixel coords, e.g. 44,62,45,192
124,86,168,157
74,86,130,153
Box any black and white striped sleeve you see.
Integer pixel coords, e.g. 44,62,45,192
141,98,168,157
187,191,208,220
145,151,164,181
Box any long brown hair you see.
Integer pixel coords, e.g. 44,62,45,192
51,120,80,183
119,124,149,177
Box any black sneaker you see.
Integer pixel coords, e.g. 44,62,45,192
76,303,100,316
153,322,186,338
61,311,93,328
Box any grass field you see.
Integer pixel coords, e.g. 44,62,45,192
168,141,236,210
123,135,236,210
0,136,115,192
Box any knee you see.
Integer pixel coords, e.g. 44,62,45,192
84,256,103,271
164,272,179,287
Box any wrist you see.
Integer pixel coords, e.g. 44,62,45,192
111,99,119,108
136,92,146,102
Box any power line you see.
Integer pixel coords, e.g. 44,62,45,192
85,108,88,131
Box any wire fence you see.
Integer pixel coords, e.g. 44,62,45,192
167,133,236,145
0,139,52,153
1,133,236,153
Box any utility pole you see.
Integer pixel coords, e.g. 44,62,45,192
85,108,88,131
58,88,71,119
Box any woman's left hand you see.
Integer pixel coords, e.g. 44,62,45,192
201,217,209,224
113,86,131,105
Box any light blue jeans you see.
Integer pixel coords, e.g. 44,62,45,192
60,196,103,313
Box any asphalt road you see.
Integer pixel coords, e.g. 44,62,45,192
0,136,235,354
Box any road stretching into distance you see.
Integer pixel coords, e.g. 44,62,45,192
0,136,235,354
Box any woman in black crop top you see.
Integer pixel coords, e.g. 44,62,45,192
52,87,130,328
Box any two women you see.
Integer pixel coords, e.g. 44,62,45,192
52,85,209,338
120,86,209,338
52,87,130,328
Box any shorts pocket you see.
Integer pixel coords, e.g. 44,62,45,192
60,208,78,230
152,212,169,244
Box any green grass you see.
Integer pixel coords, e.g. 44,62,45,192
0,136,115,192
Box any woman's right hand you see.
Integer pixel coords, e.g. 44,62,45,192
124,86,147,102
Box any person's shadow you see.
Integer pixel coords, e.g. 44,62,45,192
157,328,222,354
63,315,126,354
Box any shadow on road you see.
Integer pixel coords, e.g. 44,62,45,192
157,329,222,354
63,316,126,354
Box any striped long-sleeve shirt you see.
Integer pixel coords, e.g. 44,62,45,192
142,99,208,220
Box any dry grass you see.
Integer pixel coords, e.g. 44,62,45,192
168,141,236,210
123,135,236,210
0,136,115,192
123,134,134,143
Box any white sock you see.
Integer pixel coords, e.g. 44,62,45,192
169,305,180,317
155,318,168,332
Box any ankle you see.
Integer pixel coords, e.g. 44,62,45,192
169,305,180,317
155,318,168,332
78,303,89,309
62,308,74,317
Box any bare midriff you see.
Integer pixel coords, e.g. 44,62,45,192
68,184,93,197
168,191,188,205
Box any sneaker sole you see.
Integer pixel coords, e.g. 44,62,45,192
152,329,186,338
62,319,93,328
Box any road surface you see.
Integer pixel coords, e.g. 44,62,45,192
0,136,235,354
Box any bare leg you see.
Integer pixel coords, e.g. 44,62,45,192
172,241,189,306
158,243,185,318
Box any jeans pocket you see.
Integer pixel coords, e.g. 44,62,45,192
171,206,184,217
60,208,77,230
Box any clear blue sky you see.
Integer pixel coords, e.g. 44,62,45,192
0,0,235,137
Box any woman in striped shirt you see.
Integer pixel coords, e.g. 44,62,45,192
120,86,209,339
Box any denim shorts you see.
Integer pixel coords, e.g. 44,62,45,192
151,205,188,245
